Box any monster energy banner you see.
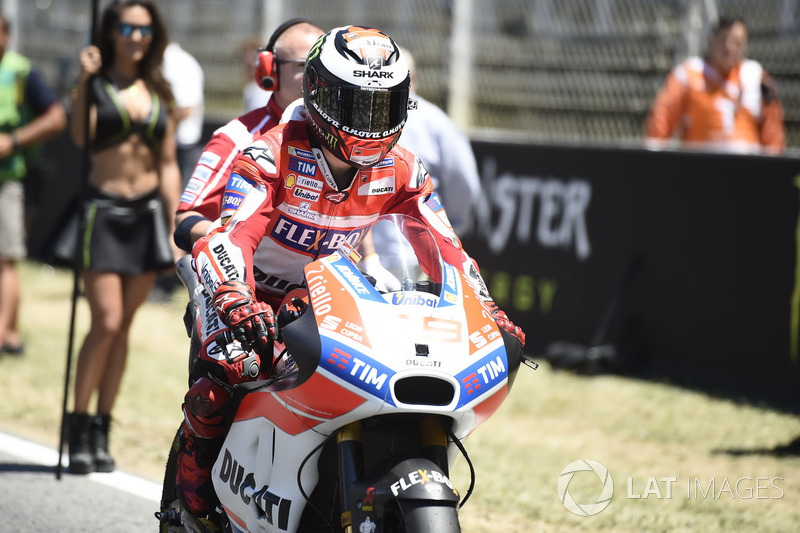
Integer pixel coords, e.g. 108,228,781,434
460,141,800,404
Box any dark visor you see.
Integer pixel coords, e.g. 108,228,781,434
313,85,409,136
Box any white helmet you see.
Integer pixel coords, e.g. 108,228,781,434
303,25,411,168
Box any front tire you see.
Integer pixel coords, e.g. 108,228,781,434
384,501,461,533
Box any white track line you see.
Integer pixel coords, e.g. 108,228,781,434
0,431,161,502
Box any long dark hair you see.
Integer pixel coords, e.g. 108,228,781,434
96,0,173,103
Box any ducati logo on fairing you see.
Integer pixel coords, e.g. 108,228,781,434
218,449,291,530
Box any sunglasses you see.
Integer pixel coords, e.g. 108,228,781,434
117,22,154,38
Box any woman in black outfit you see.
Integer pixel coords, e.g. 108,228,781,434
67,0,181,474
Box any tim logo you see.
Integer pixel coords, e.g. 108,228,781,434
461,373,481,394
288,156,318,177
325,346,390,395
327,347,352,369
459,353,507,396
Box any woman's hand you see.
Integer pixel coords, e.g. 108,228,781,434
78,45,103,79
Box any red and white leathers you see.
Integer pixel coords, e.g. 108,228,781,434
644,56,785,154
177,96,285,221
193,107,484,313
184,104,490,436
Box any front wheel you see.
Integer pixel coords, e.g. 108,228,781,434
383,501,461,533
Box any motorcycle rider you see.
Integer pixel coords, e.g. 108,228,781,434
175,25,526,530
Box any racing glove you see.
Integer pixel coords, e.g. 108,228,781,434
487,301,526,347
213,280,276,351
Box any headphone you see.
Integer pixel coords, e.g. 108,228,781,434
255,18,312,91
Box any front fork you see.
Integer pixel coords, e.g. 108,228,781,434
336,415,450,532
337,421,364,533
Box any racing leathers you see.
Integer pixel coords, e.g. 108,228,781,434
175,96,285,250
176,106,524,517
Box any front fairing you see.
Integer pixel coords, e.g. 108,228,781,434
281,214,514,435
215,214,518,532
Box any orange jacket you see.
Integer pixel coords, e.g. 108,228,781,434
645,57,785,154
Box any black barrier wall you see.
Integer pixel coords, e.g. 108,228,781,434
460,141,800,404
30,130,800,404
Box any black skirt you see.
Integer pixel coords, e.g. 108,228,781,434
54,187,173,274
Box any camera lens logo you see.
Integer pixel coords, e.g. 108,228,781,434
557,459,614,516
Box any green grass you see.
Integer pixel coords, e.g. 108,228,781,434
2,260,800,532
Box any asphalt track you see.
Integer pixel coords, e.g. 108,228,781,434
0,431,163,532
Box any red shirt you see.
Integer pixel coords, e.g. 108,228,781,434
177,97,285,219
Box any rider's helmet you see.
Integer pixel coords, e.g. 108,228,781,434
303,25,411,169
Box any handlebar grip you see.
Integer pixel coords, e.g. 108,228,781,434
214,329,235,349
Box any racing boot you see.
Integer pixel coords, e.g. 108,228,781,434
68,412,94,474
176,422,223,528
92,413,116,472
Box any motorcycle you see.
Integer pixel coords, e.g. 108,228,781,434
158,213,533,532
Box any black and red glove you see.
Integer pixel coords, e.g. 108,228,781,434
214,280,276,350
487,301,526,347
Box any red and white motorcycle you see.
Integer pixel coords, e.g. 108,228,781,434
158,213,532,532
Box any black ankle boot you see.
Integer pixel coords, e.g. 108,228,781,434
68,413,94,474
92,414,116,472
